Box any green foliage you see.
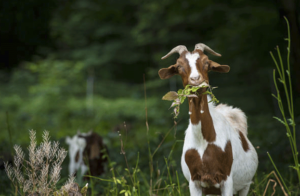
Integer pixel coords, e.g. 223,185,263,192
162,83,218,119
85,127,188,196
47,0,286,85
268,17,300,194
0,58,172,144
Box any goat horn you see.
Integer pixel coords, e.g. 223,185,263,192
161,45,188,60
194,43,221,57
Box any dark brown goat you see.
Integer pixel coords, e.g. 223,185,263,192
66,131,107,178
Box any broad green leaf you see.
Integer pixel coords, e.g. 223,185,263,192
191,86,200,92
180,97,186,104
162,91,178,101
163,82,217,119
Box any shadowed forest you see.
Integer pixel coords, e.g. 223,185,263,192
1,0,300,195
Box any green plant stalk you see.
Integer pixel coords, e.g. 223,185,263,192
152,124,177,158
272,70,296,161
136,153,141,196
270,16,300,186
108,153,118,196
164,158,172,185
284,17,294,118
5,111,13,156
176,171,181,196
272,62,299,185
167,140,184,161
277,51,300,180
267,152,290,195
283,17,298,177
143,74,153,196
130,153,140,196
277,46,293,118
84,175,114,182
157,140,183,186
253,174,262,195
86,159,95,196
15,186,17,196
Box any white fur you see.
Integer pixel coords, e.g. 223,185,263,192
181,96,258,196
65,135,88,176
186,52,200,79
216,104,248,135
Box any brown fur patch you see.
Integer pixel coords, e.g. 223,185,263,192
75,150,79,162
90,142,100,159
202,187,221,195
78,132,108,177
239,131,249,152
189,95,216,142
185,141,233,193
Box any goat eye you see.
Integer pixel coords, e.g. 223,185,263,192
177,65,186,74
204,61,210,68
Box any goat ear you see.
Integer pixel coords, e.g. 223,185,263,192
209,61,230,73
158,65,178,79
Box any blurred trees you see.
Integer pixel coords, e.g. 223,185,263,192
2,0,299,86
0,0,57,81
48,0,291,84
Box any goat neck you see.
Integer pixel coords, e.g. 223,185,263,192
188,93,216,142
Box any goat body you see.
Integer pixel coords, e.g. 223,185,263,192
181,96,258,195
158,43,258,196
66,131,107,178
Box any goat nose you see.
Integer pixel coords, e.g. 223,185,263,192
190,75,200,81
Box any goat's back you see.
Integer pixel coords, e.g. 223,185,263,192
215,104,247,135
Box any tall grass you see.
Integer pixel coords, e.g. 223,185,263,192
85,75,187,196
269,16,299,195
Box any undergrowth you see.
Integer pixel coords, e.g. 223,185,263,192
253,16,300,196
4,130,88,196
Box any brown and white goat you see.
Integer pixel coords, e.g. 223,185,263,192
158,44,258,196
65,131,107,178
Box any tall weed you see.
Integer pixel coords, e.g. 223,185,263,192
268,16,299,195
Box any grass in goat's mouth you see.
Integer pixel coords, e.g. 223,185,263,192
162,82,219,119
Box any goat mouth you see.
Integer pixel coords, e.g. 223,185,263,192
187,81,209,96
196,81,209,88
189,81,209,90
